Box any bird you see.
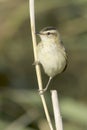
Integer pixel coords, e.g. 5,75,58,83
36,26,67,93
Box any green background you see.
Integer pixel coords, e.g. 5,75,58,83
0,0,87,130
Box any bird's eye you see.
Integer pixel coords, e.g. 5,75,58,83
47,32,50,35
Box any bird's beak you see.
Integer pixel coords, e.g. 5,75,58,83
35,32,40,35
35,32,44,35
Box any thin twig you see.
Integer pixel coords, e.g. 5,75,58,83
29,0,54,130
51,90,63,130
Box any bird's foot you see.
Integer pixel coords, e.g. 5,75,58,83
32,61,40,66
38,88,47,95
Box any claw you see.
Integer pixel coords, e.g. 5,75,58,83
32,61,40,66
38,89,45,95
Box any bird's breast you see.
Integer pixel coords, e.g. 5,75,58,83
37,42,66,77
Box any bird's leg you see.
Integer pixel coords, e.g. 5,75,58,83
44,77,52,91
39,77,52,94
33,61,52,94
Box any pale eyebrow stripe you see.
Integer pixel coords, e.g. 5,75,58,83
41,27,56,31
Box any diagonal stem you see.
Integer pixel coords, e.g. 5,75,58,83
29,0,54,130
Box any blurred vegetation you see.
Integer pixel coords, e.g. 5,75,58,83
0,0,87,130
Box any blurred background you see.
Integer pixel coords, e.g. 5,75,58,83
0,0,87,130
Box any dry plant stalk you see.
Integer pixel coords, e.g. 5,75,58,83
29,0,54,130
51,90,63,130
